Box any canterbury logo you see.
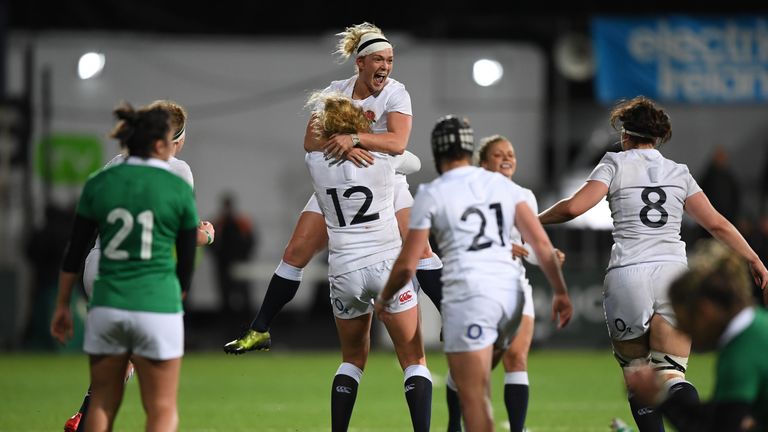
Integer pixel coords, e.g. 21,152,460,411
399,291,413,303
335,386,352,394
404,383,415,392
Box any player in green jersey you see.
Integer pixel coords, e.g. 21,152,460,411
627,240,768,431
51,102,199,432
62,99,215,432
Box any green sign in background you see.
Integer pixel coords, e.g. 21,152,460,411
35,134,103,185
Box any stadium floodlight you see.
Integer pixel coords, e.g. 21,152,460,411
472,59,503,87
77,52,105,80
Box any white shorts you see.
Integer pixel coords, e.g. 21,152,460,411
302,180,413,215
84,306,184,360
521,276,534,318
83,247,99,299
329,259,417,319
603,262,688,341
442,290,524,353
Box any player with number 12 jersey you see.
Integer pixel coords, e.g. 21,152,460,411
305,149,432,432
305,150,418,294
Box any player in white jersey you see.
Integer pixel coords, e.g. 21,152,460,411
303,93,431,431
377,116,572,432
63,100,215,432
443,135,567,432
539,96,768,432
224,22,444,355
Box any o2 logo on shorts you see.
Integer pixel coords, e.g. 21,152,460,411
614,318,633,335
398,290,413,305
333,298,350,315
466,324,483,340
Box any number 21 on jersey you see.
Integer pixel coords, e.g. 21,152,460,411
461,202,505,251
103,208,154,260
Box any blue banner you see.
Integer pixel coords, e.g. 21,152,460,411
592,16,768,103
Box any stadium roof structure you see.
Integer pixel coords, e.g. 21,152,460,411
7,0,768,41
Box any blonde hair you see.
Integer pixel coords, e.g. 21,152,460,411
669,240,753,313
335,22,385,62
473,134,511,166
147,100,187,137
307,92,372,139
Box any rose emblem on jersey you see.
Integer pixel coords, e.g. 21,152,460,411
364,110,376,124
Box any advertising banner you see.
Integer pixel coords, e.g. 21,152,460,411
593,16,768,103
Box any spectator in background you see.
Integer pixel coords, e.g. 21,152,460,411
210,193,257,319
699,146,741,235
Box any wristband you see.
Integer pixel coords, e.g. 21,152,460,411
205,230,213,245
350,134,361,147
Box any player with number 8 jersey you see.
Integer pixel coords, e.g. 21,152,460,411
539,96,767,432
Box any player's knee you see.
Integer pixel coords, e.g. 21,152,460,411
282,242,312,268
395,348,426,370
613,350,650,369
341,348,369,371
144,397,176,417
650,350,688,380
502,349,527,372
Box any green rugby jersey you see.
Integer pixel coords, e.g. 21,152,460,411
77,157,199,313
714,307,768,428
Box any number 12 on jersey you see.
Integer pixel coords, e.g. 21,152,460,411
326,186,380,227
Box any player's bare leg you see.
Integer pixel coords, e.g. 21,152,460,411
383,305,432,432
646,314,699,430
500,315,534,432
224,211,328,354
447,348,494,432
132,355,181,432
331,314,372,432
85,353,130,432
613,332,662,432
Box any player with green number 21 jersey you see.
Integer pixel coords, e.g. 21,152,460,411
79,157,199,313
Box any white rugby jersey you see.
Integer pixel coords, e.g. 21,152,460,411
588,149,701,270
410,166,528,302
511,188,539,268
320,75,412,134
306,151,411,275
105,154,194,188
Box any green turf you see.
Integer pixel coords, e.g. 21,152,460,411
0,349,715,431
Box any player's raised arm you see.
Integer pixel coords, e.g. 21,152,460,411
539,180,608,225
684,191,768,290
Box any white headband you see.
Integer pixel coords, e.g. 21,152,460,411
356,33,392,57
172,126,186,143
621,127,658,141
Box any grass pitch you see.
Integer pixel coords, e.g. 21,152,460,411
0,349,714,431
